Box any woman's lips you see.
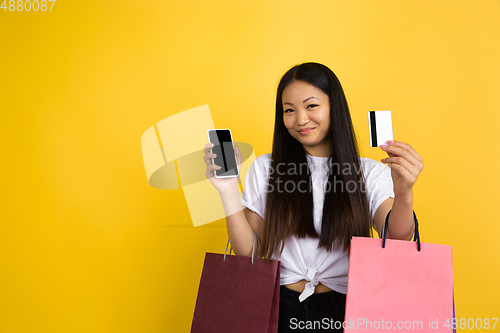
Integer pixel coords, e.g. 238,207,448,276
298,128,315,135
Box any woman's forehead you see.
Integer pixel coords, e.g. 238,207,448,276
282,81,327,103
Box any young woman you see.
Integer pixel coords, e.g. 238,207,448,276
203,62,424,332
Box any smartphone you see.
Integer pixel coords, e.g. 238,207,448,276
207,129,239,178
368,110,393,147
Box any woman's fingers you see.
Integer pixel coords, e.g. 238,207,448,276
389,162,416,185
203,143,217,165
381,156,419,181
204,152,217,165
209,163,221,170
204,143,241,174
203,155,215,165
204,142,214,154
381,141,424,171
234,145,243,173
381,145,419,166
385,141,423,163
379,141,424,190
234,145,241,163
205,163,221,180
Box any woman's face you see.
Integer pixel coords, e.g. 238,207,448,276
282,80,331,157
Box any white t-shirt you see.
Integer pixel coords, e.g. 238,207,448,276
240,153,394,302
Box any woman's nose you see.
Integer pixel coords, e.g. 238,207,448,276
297,109,310,126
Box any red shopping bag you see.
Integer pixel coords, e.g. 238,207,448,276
191,231,281,333
345,211,454,332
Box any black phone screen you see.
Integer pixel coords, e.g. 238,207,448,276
208,130,238,177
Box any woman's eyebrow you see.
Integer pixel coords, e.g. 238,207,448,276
283,96,319,106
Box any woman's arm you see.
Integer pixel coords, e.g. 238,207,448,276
203,143,258,257
375,140,424,240
374,196,415,240
220,186,260,258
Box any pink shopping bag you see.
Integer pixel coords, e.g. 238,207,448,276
345,211,454,332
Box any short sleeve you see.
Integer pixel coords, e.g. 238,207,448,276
361,158,395,222
240,154,270,220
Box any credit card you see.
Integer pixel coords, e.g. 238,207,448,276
369,110,393,147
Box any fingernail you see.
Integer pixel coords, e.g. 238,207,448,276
380,145,388,150
386,140,394,144
235,145,239,151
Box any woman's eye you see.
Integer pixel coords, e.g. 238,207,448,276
308,104,318,108
284,109,293,113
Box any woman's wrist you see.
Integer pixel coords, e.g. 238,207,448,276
218,183,241,198
219,184,243,217
394,191,413,203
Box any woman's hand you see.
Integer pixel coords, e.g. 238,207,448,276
379,140,424,198
203,143,242,194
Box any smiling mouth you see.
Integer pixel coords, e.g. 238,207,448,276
298,128,315,134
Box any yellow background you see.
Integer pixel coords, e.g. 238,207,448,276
1,0,499,332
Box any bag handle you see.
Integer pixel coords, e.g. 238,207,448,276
382,210,421,252
223,229,261,265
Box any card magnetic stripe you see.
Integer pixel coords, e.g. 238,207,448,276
369,111,377,147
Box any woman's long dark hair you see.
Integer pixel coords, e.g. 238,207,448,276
260,62,372,262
